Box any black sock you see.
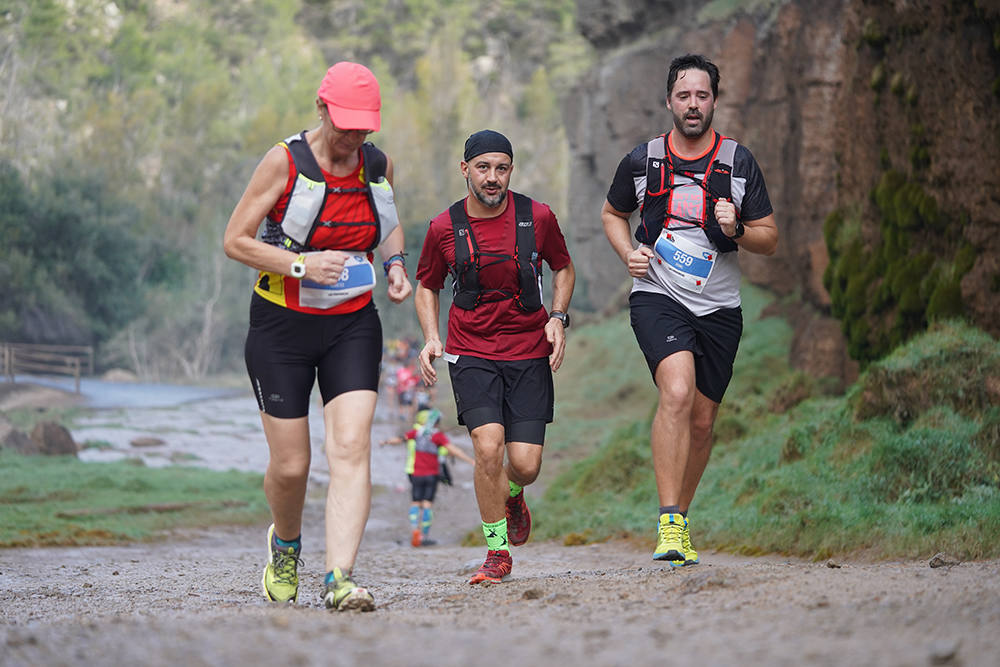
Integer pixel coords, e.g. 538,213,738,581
659,505,681,516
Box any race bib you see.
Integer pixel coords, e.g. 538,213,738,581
299,253,376,309
653,229,716,294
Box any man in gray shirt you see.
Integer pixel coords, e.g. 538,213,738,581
601,53,778,566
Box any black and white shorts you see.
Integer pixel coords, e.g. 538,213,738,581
629,290,742,404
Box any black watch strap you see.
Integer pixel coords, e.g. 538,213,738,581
549,310,570,328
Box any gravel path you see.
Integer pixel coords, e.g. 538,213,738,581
2,388,999,666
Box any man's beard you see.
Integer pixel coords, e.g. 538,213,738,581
468,177,507,208
673,106,714,139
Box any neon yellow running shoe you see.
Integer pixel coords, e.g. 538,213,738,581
323,567,375,612
682,515,699,565
653,513,685,565
261,524,301,603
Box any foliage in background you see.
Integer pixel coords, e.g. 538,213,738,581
0,0,592,378
0,452,268,547
538,303,1000,559
0,160,175,344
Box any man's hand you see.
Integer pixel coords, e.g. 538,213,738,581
628,246,654,278
385,264,412,303
419,339,443,386
715,200,738,237
545,318,567,371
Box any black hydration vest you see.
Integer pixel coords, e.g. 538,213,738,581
266,131,396,253
638,133,739,253
448,191,543,312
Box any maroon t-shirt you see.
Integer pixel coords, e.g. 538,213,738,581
416,193,571,360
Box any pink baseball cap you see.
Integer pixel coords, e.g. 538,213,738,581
317,62,381,132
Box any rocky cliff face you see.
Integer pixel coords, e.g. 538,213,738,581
565,0,999,383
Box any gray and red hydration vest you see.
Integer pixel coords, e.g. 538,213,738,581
637,132,739,253
263,131,400,253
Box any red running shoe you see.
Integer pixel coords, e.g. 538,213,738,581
411,529,422,547
505,490,532,546
468,550,512,585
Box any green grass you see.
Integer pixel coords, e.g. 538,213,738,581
545,309,653,462
536,295,1000,560
0,453,268,547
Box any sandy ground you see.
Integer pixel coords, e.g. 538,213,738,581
2,382,999,666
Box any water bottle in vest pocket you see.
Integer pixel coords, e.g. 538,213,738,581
282,173,326,245
369,177,400,245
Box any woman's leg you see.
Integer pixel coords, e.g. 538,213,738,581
322,389,378,572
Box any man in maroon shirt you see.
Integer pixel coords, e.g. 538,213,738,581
415,129,575,584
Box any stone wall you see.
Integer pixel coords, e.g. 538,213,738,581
565,0,999,383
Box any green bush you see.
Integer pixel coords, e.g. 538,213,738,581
825,172,976,365
866,423,985,503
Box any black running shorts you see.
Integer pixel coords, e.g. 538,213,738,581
447,355,552,445
628,290,743,404
244,294,382,418
409,474,438,502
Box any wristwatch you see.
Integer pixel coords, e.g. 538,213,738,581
729,221,745,239
290,254,307,279
549,310,570,328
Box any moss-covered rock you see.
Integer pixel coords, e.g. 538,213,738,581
825,169,976,364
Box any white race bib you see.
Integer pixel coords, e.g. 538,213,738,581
652,229,717,294
299,253,376,309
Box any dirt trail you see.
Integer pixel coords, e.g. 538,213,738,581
2,387,999,666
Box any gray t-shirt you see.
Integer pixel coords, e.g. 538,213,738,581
606,132,773,316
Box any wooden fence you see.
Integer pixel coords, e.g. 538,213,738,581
1,343,94,393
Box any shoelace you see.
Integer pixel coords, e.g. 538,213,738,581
272,550,303,585
508,496,527,525
658,519,683,544
681,525,694,552
482,551,510,572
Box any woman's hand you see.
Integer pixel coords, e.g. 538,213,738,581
386,264,412,303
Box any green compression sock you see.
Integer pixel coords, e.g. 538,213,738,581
482,518,509,552
508,481,523,497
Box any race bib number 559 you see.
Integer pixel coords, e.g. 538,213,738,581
652,230,716,294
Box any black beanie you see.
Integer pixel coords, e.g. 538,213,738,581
463,129,513,162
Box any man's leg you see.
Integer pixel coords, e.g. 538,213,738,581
676,391,718,566
468,423,514,584
470,423,508,524
650,352,697,563
678,391,720,512
505,441,542,546
651,351,697,507
506,441,543,488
